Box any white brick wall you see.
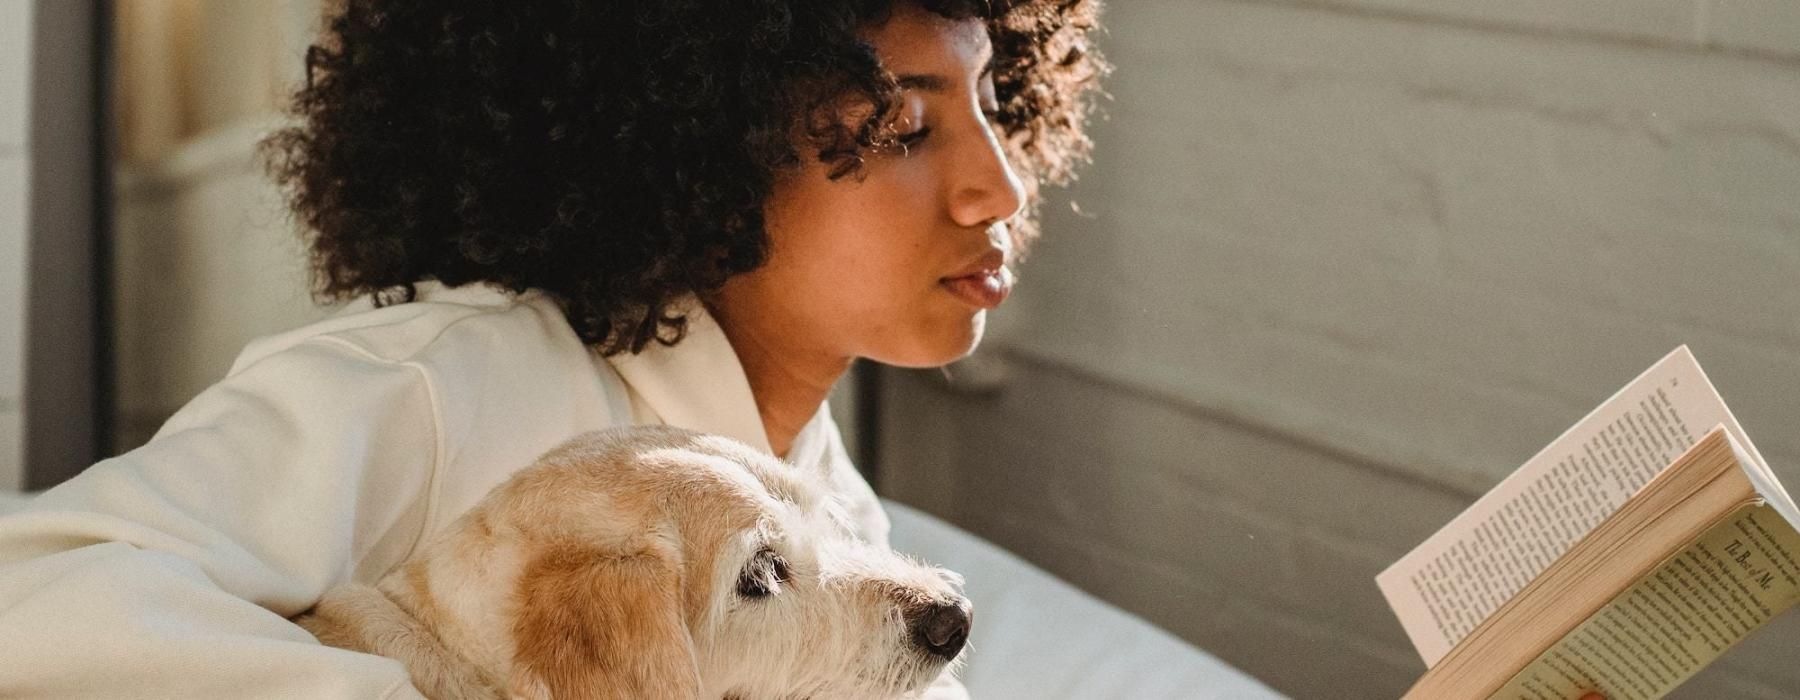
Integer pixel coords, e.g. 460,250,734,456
1011,0,1800,493
882,1,1800,697
0,0,35,493
1705,1,1800,57
1298,0,1800,59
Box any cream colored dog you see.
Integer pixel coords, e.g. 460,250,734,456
296,425,971,699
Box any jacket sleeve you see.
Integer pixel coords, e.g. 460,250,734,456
0,337,439,698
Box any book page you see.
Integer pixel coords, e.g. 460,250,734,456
1493,503,1800,700
1377,347,1768,666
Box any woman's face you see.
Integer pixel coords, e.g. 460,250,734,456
717,3,1027,369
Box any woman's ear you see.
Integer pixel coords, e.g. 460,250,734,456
509,545,700,699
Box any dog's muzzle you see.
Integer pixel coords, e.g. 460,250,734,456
907,597,973,660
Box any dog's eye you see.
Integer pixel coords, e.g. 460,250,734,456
737,574,772,599
736,548,790,600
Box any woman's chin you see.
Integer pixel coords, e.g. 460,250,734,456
868,311,987,369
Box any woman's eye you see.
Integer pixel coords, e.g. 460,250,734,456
736,548,789,600
897,126,933,149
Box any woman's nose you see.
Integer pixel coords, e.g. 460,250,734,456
947,121,1027,230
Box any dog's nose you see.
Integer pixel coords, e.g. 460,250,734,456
908,599,972,660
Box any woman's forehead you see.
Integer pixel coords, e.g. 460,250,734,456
863,4,991,78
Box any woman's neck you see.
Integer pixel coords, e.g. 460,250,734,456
706,306,851,459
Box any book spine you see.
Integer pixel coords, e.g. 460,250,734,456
1490,501,1800,700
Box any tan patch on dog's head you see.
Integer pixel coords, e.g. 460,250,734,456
509,542,700,699
486,427,782,699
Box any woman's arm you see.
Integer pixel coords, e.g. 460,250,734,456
0,339,438,697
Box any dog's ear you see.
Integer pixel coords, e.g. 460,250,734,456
510,545,700,700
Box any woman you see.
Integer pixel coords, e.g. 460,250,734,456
0,0,1104,697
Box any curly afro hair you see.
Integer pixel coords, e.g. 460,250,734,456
264,0,1108,355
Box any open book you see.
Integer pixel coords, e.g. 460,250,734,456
1377,346,1800,699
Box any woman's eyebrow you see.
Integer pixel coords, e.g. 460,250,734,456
895,47,997,94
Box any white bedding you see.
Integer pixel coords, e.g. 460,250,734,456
884,499,1285,699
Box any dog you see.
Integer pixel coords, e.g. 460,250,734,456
296,425,972,699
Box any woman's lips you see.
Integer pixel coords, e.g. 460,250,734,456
939,267,1013,309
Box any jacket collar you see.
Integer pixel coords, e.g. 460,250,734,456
410,281,781,456
604,298,775,454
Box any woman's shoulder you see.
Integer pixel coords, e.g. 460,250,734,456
227,281,585,377
146,281,631,545
217,280,628,437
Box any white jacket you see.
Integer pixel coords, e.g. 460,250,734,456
0,281,935,698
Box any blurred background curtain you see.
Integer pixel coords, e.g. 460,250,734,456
106,0,330,456
113,0,313,164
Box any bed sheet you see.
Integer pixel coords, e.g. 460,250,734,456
884,499,1285,700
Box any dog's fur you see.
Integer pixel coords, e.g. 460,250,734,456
296,426,971,699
